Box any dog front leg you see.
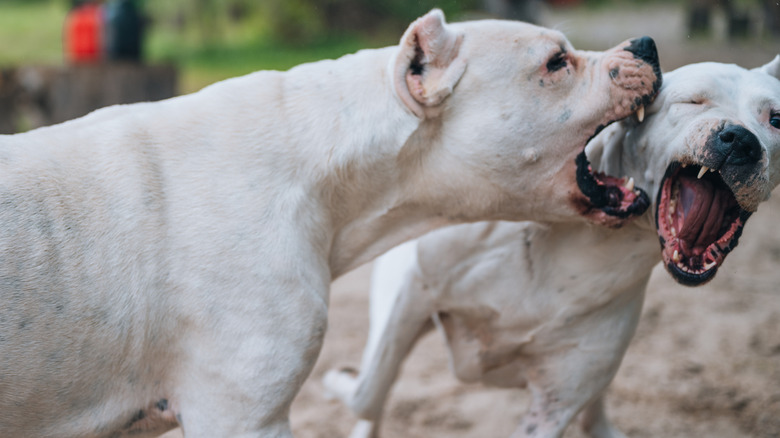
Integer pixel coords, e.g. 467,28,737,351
323,258,434,438
511,286,645,438
173,287,329,438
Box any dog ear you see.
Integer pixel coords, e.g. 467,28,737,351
755,55,780,79
585,121,629,177
393,9,467,118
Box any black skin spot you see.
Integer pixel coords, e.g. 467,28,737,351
124,410,145,428
539,79,545,87
522,227,534,276
610,67,620,79
526,423,538,434
156,399,168,411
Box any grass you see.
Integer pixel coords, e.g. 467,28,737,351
0,1,69,67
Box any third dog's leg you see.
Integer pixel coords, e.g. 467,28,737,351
324,241,435,438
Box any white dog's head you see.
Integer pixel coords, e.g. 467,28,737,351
589,56,780,285
390,10,661,226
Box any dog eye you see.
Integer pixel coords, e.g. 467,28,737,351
546,52,568,73
771,114,780,129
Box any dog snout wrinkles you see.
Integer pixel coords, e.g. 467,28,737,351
624,36,660,70
716,124,763,166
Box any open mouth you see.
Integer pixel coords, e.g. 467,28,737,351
576,146,650,220
656,163,751,286
575,109,651,222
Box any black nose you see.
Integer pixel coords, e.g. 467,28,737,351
716,125,763,166
625,36,660,70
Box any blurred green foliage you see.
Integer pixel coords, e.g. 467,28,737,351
142,0,481,91
144,0,481,50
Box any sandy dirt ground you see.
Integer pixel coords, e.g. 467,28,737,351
163,4,779,438
286,199,780,438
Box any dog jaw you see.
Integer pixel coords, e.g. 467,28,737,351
569,37,661,227
655,162,752,285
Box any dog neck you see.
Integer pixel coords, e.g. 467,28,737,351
249,46,455,278
324,121,461,278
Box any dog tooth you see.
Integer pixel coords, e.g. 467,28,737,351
671,226,677,236
636,105,645,123
682,163,688,168
704,261,717,270
625,177,635,191
697,166,709,179
672,250,681,263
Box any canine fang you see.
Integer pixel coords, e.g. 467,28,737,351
697,166,709,179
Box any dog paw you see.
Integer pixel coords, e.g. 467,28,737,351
322,367,360,401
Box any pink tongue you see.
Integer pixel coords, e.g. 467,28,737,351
677,176,724,255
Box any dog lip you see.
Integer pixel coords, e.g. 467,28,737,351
655,161,751,286
665,260,719,286
575,147,650,219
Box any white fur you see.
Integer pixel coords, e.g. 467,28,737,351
0,10,659,438
323,58,780,438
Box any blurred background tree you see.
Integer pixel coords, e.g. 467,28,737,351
144,0,484,47
140,0,486,90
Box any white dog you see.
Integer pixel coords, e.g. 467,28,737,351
0,10,659,438
323,57,780,438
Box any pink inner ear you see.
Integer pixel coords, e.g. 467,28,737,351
406,72,425,102
414,32,434,66
413,11,446,61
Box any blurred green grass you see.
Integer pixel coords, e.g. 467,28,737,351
0,1,68,67
0,1,386,94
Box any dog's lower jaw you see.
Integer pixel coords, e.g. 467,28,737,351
655,162,752,285
574,150,651,227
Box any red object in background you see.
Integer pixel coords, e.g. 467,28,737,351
64,3,104,63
